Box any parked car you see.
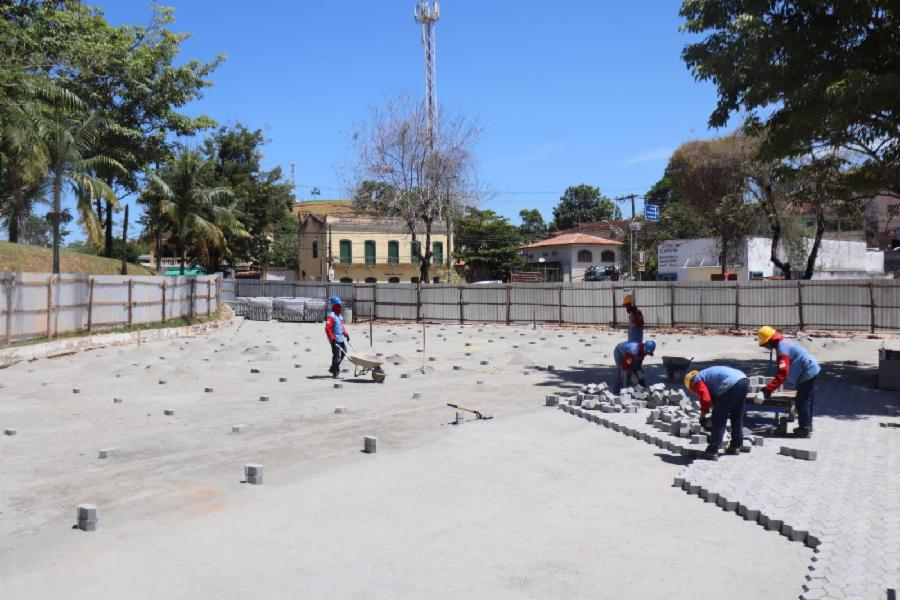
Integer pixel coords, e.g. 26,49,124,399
583,265,620,281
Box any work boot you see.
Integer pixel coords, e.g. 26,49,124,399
793,427,812,439
702,447,719,461
724,446,740,456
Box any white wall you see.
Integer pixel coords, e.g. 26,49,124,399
660,236,885,281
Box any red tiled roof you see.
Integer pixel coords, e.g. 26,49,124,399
551,220,629,241
522,233,623,248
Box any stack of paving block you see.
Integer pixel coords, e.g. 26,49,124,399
232,297,249,317
748,375,767,394
244,297,274,321
302,298,328,323
273,297,306,322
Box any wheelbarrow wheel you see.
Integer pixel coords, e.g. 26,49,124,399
372,367,386,383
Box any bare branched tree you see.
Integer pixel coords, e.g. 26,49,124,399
350,92,480,283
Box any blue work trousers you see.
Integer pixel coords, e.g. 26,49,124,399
706,378,750,453
795,376,817,431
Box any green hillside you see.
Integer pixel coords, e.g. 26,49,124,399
0,242,154,275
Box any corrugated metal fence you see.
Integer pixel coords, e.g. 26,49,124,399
228,278,900,332
0,272,221,344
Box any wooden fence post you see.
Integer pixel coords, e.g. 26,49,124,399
236,277,241,298
734,283,740,331
87,278,94,333
127,279,133,328
869,282,876,333
161,280,167,324
506,285,512,325
189,278,196,322
611,285,618,328
558,284,563,325
46,276,53,338
669,283,676,328
373,282,378,322
699,289,705,330
207,280,211,317
416,283,422,322
797,281,804,331
4,276,12,343
458,285,464,324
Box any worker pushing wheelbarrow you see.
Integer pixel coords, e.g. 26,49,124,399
326,296,386,383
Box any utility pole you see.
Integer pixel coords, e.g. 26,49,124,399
616,194,640,278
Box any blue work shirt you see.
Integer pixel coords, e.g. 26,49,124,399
326,310,346,343
695,366,747,397
614,341,644,370
775,339,821,385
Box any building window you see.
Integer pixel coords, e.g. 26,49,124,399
542,252,549,258
339,277,353,284
364,277,377,284
411,241,421,265
577,250,593,263
387,240,399,265
388,277,400,283
339,240,352,264
432,276,440,283
432,242,443,265
364,240,376,265
312,241,318,259
601,250,615,262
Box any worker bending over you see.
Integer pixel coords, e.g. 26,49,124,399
757,326,820,438
325,296,350,378
613,339,656,393
685,367,750,460
624,293,644,343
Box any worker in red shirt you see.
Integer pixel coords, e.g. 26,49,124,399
624,293,644,343
684,366,750,460
325,296,349,378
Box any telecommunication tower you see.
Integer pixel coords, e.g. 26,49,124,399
414,1,440,146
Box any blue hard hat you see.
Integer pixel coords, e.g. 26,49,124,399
329,296,342,305
643,340,656,355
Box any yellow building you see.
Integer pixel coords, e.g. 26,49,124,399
294,200,451,283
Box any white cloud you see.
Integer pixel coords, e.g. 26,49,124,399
622,147,672,167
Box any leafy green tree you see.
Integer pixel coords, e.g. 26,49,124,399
146,150,244,275
667,134,756,277
681,0,900,196
518,208,547,242
454,207,524,282
551,184,622,230
263,216,300,270
203,125,294,267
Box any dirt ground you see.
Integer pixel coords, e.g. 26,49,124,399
1,318,890,599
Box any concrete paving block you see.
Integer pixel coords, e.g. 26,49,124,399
158,380,167,385
765,517,783,532
77,503,97,521
690,434,706,444
164,409,175,416
232,424,248,433
452,366,462,371
779,446,796,458
743,508,761,521
333,382,344,389
4,428,16,436
72,388,80,394
687,483,701,495
113,397,124,403
455,412,466,425
412,392,421,399
753,436,765,446
673,476,685,488
279,377,287,383
244,463,263,485
294,364,301,368
476,380,485,385
250,368,260,374
363,436,378,454
259,395,270,402
77,518,97,531
794,449,817,461
98,448,118,459
400,373,409,379
704,491,719,504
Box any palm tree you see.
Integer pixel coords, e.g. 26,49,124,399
41,108,125,273
146,150,243,275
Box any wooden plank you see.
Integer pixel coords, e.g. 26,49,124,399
87,278,94,332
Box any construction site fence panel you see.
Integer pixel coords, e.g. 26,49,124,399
0,272,221,345
226,278,900,332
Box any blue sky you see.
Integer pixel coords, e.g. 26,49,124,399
98,0,734,225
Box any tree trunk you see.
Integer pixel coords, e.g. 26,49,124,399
104,201,113,257
420,220,433,283
51,167,62,275
802,202,826,280
768,221,792,279
120,204,129,276
719,233,728,279
178,236,186,276
155,227,162,271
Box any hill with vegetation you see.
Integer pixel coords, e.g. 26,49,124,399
0,242,154,276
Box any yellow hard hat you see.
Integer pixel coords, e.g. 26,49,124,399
684,369,699,390
757,325,777,347
623,294,634,306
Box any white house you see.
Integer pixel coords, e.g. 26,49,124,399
657,237,885,281
522,233,623,282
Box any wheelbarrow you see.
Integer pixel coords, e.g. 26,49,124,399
662,356,693,382
339,343,386,383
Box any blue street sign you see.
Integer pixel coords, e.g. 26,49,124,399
645,204,660,221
